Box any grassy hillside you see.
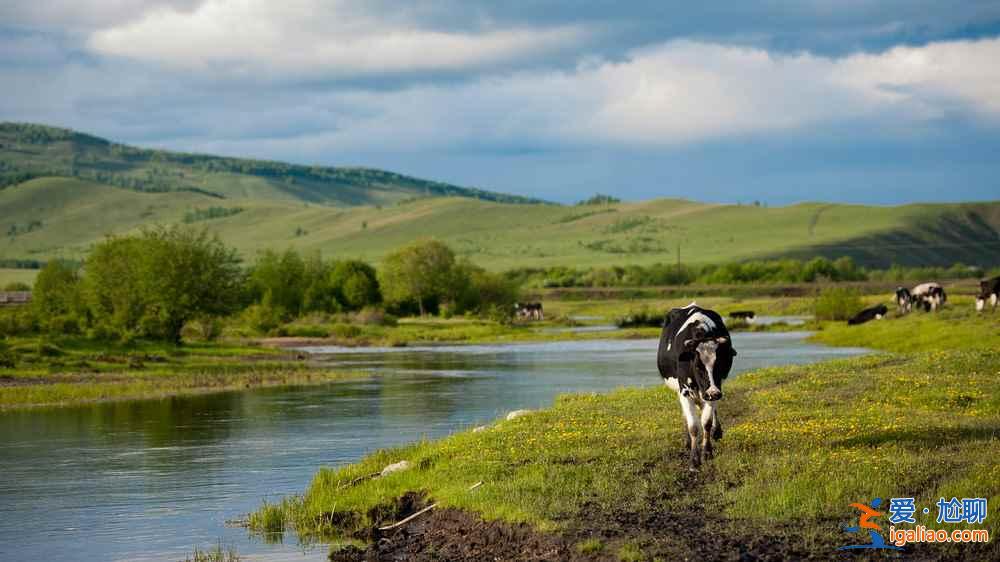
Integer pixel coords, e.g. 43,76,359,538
0,122,542,206
2,123,998,270
3,176,999,269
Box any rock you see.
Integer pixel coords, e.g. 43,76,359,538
506,409,532,421
380,460,411,476
472,425,487,433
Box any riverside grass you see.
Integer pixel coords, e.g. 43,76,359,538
253,304,1000,558
0,336,366,410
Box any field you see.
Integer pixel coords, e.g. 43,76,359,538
0,336,366,409
250,304,1000,561
0,268,37,287
4,176,1000,269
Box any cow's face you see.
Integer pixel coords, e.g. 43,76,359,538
683,336,736,402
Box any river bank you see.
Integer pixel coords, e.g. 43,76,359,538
252,308,1000,561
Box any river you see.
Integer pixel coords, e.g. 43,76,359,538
0,332,867,561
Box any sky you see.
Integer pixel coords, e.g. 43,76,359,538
2,1,1000,205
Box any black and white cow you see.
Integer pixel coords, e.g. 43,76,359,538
848,304,888,325
977,277,1000,313
911,282,946,312
657,303,737,469
514,302,544,321
895,287,912,315
729,310,756,322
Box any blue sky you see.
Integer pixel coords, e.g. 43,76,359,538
2,1,999,204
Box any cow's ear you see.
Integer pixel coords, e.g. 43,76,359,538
730,349,738,357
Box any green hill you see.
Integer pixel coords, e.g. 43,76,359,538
1,123,998,272
0,122,543,206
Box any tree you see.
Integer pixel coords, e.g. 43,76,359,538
31,260,83,333
249,249,306,315
330,260,380,311
84,227,244,343
379,240,457,316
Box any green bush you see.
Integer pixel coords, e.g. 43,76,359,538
0,339,16,368
814,287,864,321
242,302,285,335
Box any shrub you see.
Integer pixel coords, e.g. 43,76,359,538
814,287,864,321
0,339,16,368
242,302,285,335
352,307,397,327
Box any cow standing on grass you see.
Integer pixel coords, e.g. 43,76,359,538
911,282,946,312
657,303,737,470
977,277,1000,312
895,287,912,315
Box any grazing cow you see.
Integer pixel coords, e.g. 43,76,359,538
514,302,544,321
977,277,1000,312
911,282,946,312
848,304,888,325
657,303,737,469
895,287,912,315
728,310,756,322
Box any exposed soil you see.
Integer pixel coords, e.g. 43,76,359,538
325,463,998,562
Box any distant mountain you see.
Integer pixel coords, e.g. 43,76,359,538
0,122,544,206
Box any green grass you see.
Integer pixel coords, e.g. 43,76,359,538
810,296,1000,352
255,300,1000,557
2,176,999,270
0,268,37,288
0,335,366,409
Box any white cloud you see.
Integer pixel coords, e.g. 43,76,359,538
226,37,1000,152
85,0,587,76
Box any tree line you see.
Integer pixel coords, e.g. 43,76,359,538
7,228,518,344
506,258,994,289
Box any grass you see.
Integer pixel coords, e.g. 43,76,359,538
0,268,37,288
3,175,1000,271
253,299,1000,558
180,542,243,562
0,335,366,410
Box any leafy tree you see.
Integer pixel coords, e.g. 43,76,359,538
380,239,458,316
249,249,306,315
31,260,84,333
84,227,244,343
330,260,380,311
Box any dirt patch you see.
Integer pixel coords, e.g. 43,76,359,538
331,507,590,562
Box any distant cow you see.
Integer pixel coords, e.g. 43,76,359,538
911,282,946,312
977,277,1000,312
728,310,755,322
657,303,737,470
895,287,912,315
848,304,888,326
514,302,544,320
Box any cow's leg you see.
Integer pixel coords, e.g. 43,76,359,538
700,401,717,461
663,379,690,449
678,392,700,469
711,410,723,440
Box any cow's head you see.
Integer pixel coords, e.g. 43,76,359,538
681,334,736,402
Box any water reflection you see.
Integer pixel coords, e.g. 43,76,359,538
0,333,867,562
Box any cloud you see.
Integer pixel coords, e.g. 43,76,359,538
225,37,1000,153
85,0,588,77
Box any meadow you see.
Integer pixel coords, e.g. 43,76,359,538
0,336,366,410
249,302,1000,561
4,175,1000,270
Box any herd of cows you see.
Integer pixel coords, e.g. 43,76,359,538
655,276,999,470
848,276,1000,326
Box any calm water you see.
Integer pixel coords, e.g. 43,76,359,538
0,333,867,562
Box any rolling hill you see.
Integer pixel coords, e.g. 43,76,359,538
0,123,543,206
1,123,999,275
